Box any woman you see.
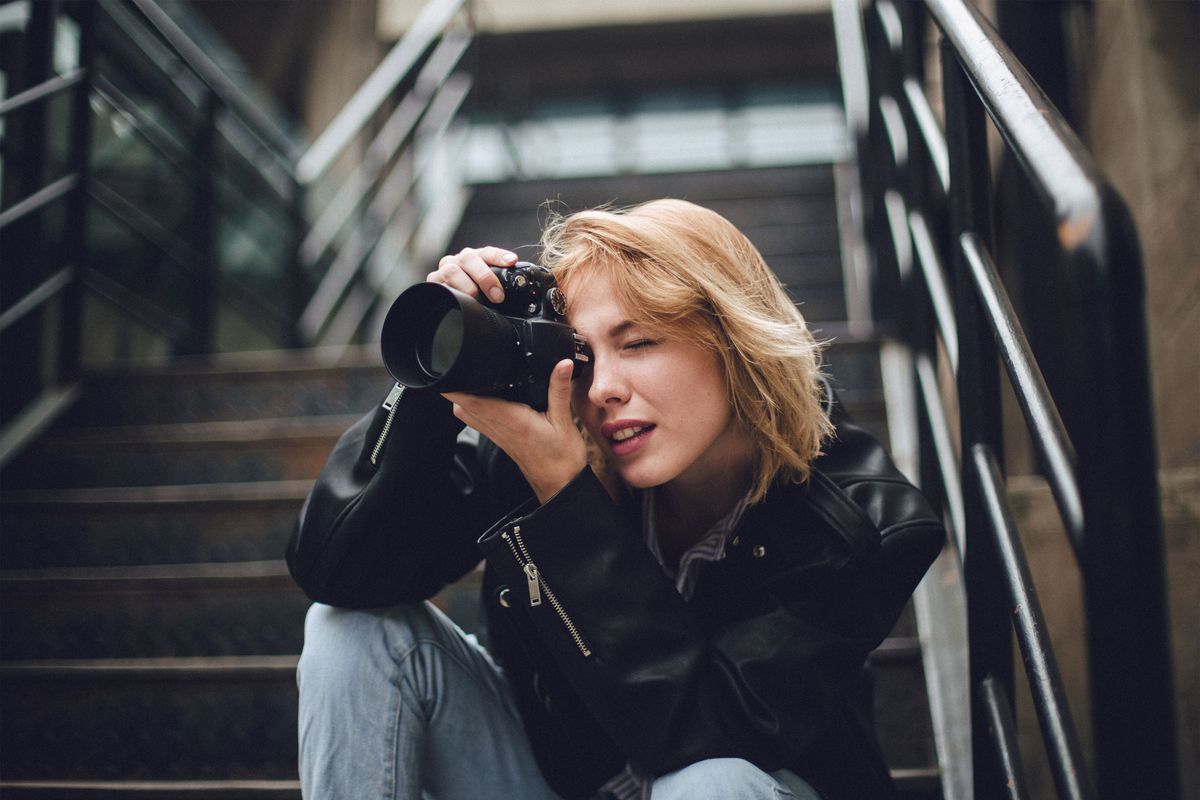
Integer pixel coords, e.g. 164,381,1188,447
287,199,944,800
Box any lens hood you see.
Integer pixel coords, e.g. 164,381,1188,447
380,282,522,394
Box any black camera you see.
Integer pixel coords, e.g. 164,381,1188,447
380,262,591,411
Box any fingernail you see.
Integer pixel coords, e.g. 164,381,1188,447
503,252,518,263
488,288,504,303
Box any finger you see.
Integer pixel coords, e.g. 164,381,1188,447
545,359,575,427
456,247,517,304
428,257,479,297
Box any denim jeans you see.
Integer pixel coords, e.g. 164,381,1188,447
297,602,822,800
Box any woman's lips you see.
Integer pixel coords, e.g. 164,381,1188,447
601,420,656,457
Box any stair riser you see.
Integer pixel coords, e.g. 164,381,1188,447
7,440,336,489
0,501,302,569
0,576,488,660
0,582,311,659
871,657,938,771
73,367,391,427
0,676,298,781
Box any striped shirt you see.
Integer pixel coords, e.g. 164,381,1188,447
597,487,752,800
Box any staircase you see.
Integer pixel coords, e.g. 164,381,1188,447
0,166,940,798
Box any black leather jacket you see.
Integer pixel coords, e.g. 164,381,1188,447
286,385,944,800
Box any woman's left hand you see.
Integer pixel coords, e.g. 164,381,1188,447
443,359,587,505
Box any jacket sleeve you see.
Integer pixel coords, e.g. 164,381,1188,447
286,385,511,608
476,422,944,778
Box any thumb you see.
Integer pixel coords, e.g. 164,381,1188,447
545,359,575,425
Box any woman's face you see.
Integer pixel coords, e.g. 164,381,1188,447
567,272,753,495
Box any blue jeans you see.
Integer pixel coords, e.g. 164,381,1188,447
297,602,822,800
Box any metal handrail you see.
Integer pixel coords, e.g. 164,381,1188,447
296,0,468,184
834,1,1179,798
293,0,474,345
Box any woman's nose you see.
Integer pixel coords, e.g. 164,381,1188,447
586,357,629,407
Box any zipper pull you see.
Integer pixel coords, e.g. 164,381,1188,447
370,384,404,466
382,382,403,411
524,562,542,606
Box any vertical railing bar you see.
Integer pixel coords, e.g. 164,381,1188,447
902,77,950,194
296,0,466,185
59,0,96,383
915,354,965,548
0,68,83,116
944,38,1012,799
297,73,471,340
908,210,958,372
979,676,1032,800
0,175,79,230
878,95,910,171
960,232,1085,555
299,30,472,267
972,444,1096,800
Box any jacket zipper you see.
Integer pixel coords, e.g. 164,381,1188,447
501,525,592,657
370,383,404,466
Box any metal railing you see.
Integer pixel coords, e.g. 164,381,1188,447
294,0,474,347
0,0,94,466
0,0,475,463
832,1,1178,799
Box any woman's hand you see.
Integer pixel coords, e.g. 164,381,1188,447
443,359,587,505
428,246,518,303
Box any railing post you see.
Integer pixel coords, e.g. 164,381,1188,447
1,0,57,425
1074,196,1180,800
59,0,96,383
287,179,308,348
942,38,1010,800
185,88,220,355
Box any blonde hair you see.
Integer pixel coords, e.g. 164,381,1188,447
540,198,833,505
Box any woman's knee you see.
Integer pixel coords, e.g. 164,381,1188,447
651,758,811,800
298,602,438,690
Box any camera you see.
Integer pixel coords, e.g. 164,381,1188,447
380,262,591,411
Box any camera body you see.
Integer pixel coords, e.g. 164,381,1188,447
380,262,590,411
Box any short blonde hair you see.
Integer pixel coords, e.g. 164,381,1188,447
540,198,833,504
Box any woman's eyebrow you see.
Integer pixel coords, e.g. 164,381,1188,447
606,320,637,339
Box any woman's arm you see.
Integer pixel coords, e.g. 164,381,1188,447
286,386,506,608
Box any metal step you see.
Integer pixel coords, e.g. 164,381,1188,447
65,350,389,427
0,561,309,659
0,481,309,569
0,656,299,782
3,416,355,490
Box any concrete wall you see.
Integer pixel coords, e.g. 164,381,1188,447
1084,0,1199,474
1012,468,1199,800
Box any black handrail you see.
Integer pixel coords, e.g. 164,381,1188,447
1,0,476,465
0,0,94,466
833,1,1179,798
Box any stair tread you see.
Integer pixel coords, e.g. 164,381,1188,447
1,654,299,679
1,480,313,506
35,415,359,446
1,559,292,585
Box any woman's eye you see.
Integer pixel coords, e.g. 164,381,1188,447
625,339,657,351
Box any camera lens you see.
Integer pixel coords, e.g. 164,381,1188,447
381,282,523,394
415,307,463,378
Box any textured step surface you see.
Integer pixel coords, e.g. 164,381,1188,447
65,350,390,427
4,417,355,490
0,481,308,569
0,657,299,781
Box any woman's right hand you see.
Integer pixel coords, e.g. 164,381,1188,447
427,246,519,304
